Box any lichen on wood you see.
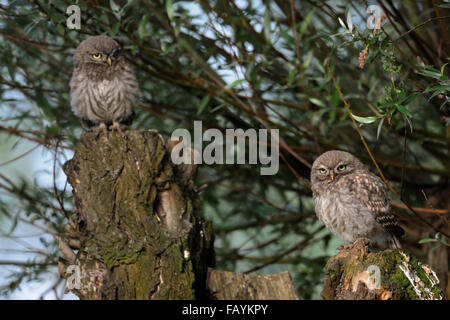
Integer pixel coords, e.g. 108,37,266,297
321,238,444,300
60,130,214,300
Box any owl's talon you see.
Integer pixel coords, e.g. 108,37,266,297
109,121,128,140
338,243,354,251
109,121,121,131
93,122,108,138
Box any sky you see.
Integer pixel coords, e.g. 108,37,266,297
0,75,76,298
0,135,76,299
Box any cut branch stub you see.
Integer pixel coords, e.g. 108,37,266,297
206,268,298,300
61,130,214,300
321,238,444,300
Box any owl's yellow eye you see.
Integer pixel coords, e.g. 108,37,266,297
92,53,102,59
337,164,346,171
319,168,327,174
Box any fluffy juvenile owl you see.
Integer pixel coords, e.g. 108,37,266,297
70,35,140,130
311,150,404,249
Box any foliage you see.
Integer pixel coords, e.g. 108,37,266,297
0,0,449,299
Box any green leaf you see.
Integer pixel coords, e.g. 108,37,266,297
225,79,245,90
302,50,314,70
418,70,442,80
376,117,385,140
331,89,339,108
263,9,271,43
338,17,346,30
245,62,255,80
402,93,419,106
396,90,406,103
351,114,378,124
121,0,137,15
440,62,449,75
56,23,65,35
432,243,444,251
404,114,414,133
166,0,174,21
309,97,326,108
299,10,315,38
287,67,296,86
419,238,438,244
110,0,120,12
138,14,149,40
345,7,353,33
377,100,395,109
111,22,120,36
46,125,61,134
440,96,450,110
279,29,294,45
161,43,177,55
429,88,447,101
396,104,412,117
197,95,211,115
424,85,448,94
327,109,336,124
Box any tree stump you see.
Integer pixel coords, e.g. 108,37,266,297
206,268,298,299
321,238,444,300
60,130,214,299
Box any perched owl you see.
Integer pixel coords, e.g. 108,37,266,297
310,150,404,249
70,35,140,131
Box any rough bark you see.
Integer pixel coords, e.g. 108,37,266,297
321,238,444,300
60,130,214,299
206,268,298,300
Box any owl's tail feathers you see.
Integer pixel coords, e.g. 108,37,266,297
389,235,402,249
391,224,405,249
381,219,404,249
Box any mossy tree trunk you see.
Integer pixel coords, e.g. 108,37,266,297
60,130,214,299
321,238,444,300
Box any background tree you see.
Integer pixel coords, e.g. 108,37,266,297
0,0,449,299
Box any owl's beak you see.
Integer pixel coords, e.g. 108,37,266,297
107,57,112,66
329,171,335,181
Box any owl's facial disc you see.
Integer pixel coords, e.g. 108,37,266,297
74,36,122,69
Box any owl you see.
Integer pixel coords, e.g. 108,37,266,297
70,35,140,131
310,150,404,249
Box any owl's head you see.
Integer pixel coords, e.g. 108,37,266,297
311,150,365,184
73,35,122,70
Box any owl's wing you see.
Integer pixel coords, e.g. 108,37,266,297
350,172,404,238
